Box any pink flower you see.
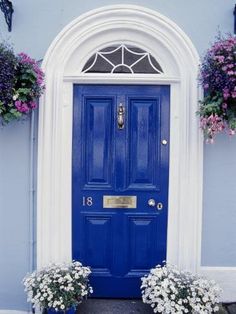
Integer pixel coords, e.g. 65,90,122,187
223,88,230,100
21,103,29,113
215,55,225,63
200,114,225,142
15,100,23,112
229,129,235,136
206,138,214,144
30,101,37,109
18,52,35,65
15,100,30,113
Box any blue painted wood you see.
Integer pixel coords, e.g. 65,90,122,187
84,98,114,188
72,85,170,298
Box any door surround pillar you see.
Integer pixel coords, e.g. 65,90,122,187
37,5,202,280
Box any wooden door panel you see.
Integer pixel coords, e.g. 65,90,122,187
72,85,170,298
127,98,160,190
83,97,114,189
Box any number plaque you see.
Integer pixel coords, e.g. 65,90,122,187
103,196,137,209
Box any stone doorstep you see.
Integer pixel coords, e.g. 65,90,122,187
77,299,153,314
76,299,236,314
222,303,236,314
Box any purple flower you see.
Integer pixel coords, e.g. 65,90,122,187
0,44,45,123
199,34,236,142
0,43,17,106
200,114,225,141
15,100,22,110
30,101,37,109
223,88,230,100
15,100,29,113
231,93,236,99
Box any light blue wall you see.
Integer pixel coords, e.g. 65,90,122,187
0,0,236,310
202,135,236,266
0,120,32,311
0,0,235,59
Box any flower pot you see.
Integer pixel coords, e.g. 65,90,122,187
47,308,76,314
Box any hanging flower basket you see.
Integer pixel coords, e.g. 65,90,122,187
198,35,236,142
0,43,44,123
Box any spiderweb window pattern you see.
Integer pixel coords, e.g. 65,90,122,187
82,44,163,74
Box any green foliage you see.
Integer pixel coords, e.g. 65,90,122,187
198,93,224,117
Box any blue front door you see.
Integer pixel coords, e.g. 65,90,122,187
72,85,170,298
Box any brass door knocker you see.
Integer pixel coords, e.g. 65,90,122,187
117,103,125,129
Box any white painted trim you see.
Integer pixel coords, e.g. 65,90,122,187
63,74,181,84
37,3,208,297
200,267,236,302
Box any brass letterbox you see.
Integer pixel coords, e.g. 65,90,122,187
103,196,137,209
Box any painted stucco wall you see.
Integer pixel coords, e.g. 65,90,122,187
0,120,31,311
0,0,235,311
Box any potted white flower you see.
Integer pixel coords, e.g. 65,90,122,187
141,263,221,313
23,261,93,314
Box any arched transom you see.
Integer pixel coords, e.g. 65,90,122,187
82,44,163,74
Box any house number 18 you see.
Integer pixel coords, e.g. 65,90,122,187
83,196,93,206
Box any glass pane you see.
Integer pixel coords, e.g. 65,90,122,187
82,44,163,74
101,46,122,65
113,65,132,73
82,55,96,72
131,55,159,73
84,54,113,73
149,55,163,73
124,48,144,66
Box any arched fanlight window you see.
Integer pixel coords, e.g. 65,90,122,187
82,44,163,74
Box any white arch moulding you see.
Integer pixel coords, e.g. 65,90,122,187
37,4,204,286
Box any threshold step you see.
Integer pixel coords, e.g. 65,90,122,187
77,299,153,314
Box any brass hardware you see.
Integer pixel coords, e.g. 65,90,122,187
157,202,163,210
148,199,156,207
117,103,125,129
103,195,137,208
162,139,168,145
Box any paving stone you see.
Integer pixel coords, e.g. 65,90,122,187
77,300,236,314
77,299,153,314
224,304,236,314
218,304,229,314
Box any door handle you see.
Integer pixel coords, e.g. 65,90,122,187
148,199,163,211
117,103,125,129
148,199,156,207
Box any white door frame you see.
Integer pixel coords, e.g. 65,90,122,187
37,4,203,282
